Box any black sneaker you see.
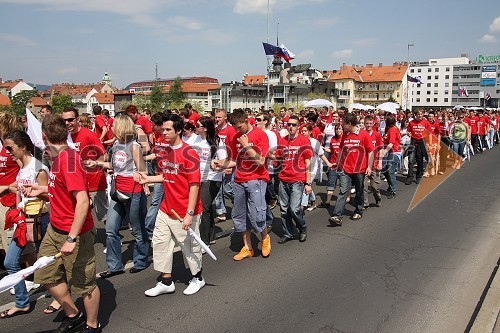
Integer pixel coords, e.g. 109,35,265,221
53,311,86,333
81,324,102,333
405,178,413,185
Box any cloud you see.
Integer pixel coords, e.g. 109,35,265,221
297,49,315,59
479,34,497,43
58,67,80,74
0,33,37,46
234,0,324,15
490,16,500,33
332,49,352,59
167,16,202,30
351,38,378,47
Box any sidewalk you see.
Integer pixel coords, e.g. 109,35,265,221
470,260,500,333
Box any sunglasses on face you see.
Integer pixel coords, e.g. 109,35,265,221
287,123,299,127
63,118,76,123
255,118,263,122
4,146,14,152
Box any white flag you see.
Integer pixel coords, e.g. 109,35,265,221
25,108,45,150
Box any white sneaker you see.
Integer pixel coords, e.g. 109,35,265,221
145,281,175,297
183,277,205,295
10,281,41,294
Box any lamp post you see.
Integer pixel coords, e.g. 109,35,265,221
406,43,414,111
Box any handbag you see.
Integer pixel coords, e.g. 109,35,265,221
25,201,45,243
110,175,131,203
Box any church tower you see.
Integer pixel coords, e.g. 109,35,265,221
101,72,111,86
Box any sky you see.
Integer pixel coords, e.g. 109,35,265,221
1,0,499,89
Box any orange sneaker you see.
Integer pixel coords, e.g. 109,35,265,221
233,246,254,261
261,235,271,258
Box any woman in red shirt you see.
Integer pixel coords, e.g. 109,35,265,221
381,116,401,199
318,123,343,208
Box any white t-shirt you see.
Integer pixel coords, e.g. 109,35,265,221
191,135,228,182
323,123,336,146
17,157,49,214
265,129,278,174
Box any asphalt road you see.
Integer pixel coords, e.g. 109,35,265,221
1,149,499,333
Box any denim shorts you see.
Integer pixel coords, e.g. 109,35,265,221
231,180,267,233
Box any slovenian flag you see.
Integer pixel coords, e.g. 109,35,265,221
486,92,491,100
407,75,424,84
262,42,295,63
459,87,469,97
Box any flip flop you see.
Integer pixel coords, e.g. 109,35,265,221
0,308,30,319
43,304,62,315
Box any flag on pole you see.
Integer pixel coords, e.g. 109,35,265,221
262,42,295,63
459,87,469,97
278,44,295,62
486,92,491,100
407,75,424,84
25,108,45,150
263,42,280,56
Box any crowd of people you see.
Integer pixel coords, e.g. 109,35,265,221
0,102,498,333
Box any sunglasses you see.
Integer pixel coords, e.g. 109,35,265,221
255,118,263,122
63,118,76,123
287,123,299,127
196,124,204,128
4,146,14,152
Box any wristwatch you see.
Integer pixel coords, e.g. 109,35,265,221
305,182,312,186
66,235,77,243
187,210,195,216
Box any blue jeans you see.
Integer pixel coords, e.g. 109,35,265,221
106,192,149,272
4,240,30,308
383,152,401,194
333,171,365,218
278,181,306,239
40,212,50,239
326,168,340,191
214,173,234,216
145,183,164,240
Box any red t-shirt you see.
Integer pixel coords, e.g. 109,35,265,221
319,113,332,124
104,117,114,144
188,112,200,125
217,123,237,158
439,121,449,137
230,126,270,183
48,148,94,234
469,116,479,135
70,127,107,191
247,117,256,126
0,147,19,207
408,119,432,140
329,136,342,166
384,126,401,153
367,130,383,169
338,129,375,174
135,115,153,135
429,121,440,137
478,115,490,135
94,115,107,139
276,134,313,183
158,142,202,219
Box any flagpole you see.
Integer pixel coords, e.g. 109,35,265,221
265,0,270,110
406,43,414,111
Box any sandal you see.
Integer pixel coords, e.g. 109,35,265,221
43,303,62,315
0,307,30,319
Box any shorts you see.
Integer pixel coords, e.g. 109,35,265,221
34,225,97,295
231,180,267,233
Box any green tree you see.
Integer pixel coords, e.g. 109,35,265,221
51,94,75,113
387,95,397,103
131,94,151,112
150,82,167,113
11,90,40,116
307,92,330,100
165,77,185,106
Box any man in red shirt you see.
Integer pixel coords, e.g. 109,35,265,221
274,115,313,243
63,107,108,225
222,108,271,261
92,106,108,143
141,113,205,296
329,113,374,226
477,109,490,150
405,109,432,185
468,110,481,153
213,108,237,222
125,104,153,145
32,115,101,333
185,103,201,125
362,116,383,208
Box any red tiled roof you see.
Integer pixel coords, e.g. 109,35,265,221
93,93,114,104
328,63,408,83
0,81,20,90
160,82,221,94
0,94,11,106
44,83,107,96
29,96,48,106
244,75,265,86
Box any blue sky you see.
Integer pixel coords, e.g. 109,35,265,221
1,0,499,89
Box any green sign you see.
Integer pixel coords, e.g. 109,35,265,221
476,54,500,63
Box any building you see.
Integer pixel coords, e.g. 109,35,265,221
126,76,218,93
210,82,267,112
0,94,11,106
409,56,469,110
0,79,34,99
88,92,115,116
26,96,49,118
327,63,408,109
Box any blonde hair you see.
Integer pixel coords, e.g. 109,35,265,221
79,114,93,129
0,112,19,139
113,114,137,143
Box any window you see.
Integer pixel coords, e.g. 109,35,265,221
427,83,431,87
417,91,421,95
428,68,432,72
427,76,431,80
434,83,438,87
435,68,439,72
434,98,438,102
417,69,421,73
445,83,449,87
389,84,394,89
416,98,421,102
426,98,431,102
434,90,438,95
435,75,439,79
445,75,449,79
427,91,431,95
446,67,450,72
411,69,414,73
444,90,449,95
